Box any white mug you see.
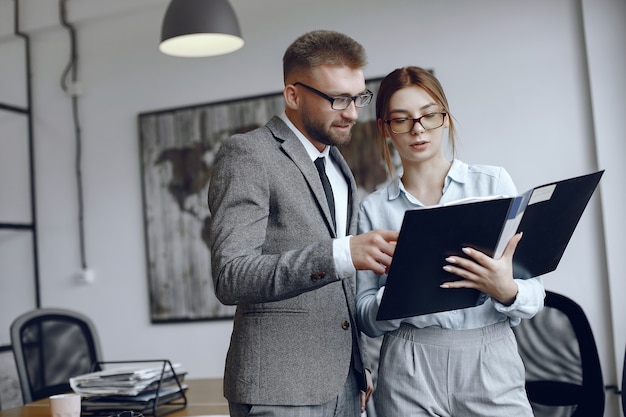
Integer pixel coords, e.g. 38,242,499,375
49,393,81,417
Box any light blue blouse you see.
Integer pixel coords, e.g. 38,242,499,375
355,159,545,338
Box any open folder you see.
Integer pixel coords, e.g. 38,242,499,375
376,170,604,321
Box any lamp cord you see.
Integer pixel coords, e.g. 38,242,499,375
59,0,87,271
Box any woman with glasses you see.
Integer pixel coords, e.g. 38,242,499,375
355,66,544,416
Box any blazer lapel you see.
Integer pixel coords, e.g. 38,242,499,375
267,117,337,236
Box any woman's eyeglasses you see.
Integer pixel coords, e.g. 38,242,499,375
385,112,447,134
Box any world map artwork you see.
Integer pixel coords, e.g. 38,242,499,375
138,79,386,322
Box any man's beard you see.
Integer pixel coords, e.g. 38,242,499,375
301,111,354,148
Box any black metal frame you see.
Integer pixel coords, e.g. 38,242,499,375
0,0,41,358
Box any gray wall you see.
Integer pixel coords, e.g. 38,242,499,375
0,0,624,415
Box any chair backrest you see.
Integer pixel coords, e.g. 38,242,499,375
513,290,604,417
10,308,103,403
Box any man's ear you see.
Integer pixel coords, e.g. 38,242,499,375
284,84,299,110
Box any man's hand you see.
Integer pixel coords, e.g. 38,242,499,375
359,369,374,413
350,230,398,275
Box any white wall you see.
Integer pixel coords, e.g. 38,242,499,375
1,0,624,415
582,1,626,409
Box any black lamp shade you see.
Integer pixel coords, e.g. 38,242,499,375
159,0,244,57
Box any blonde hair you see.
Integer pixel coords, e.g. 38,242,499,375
283,30,367,83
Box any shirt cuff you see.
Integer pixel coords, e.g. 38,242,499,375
333,236,355,279
494,279,529,312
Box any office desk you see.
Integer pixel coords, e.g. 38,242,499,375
0,379,228,417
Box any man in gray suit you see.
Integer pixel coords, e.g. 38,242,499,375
208,30,398,417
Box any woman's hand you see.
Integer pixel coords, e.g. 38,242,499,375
440,232,523,305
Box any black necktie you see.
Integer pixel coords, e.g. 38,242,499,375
314,157,336,230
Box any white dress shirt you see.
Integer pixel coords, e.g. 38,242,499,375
279,113,355,277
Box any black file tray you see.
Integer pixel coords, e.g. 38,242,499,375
79,359,187,417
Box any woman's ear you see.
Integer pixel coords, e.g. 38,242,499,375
377,118,387,137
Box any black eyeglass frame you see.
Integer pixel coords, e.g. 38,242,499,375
384,112,448,134
293,82,373,110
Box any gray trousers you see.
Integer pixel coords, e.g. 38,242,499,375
374,321,533,417
228,365,361,417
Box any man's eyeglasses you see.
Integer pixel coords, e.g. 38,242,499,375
385,112,447,134
294,82,373,110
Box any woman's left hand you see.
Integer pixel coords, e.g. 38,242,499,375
440,232,523,305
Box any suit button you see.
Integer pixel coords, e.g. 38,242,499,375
310,271,326,282
341,320,350,330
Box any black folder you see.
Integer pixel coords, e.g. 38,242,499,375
376,170,604,321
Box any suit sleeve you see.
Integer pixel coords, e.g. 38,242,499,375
208,134,340,305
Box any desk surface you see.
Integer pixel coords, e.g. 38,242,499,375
0,379,228,417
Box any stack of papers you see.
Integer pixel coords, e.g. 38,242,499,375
70,363,187,396
70,362,188,415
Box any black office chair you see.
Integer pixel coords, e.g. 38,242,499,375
513,290,605,417
10,308,103,403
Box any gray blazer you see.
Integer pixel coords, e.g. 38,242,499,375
208,116,368,406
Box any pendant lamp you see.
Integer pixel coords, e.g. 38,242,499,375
159,0,244,57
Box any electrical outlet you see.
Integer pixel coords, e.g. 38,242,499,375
76,268,95,284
